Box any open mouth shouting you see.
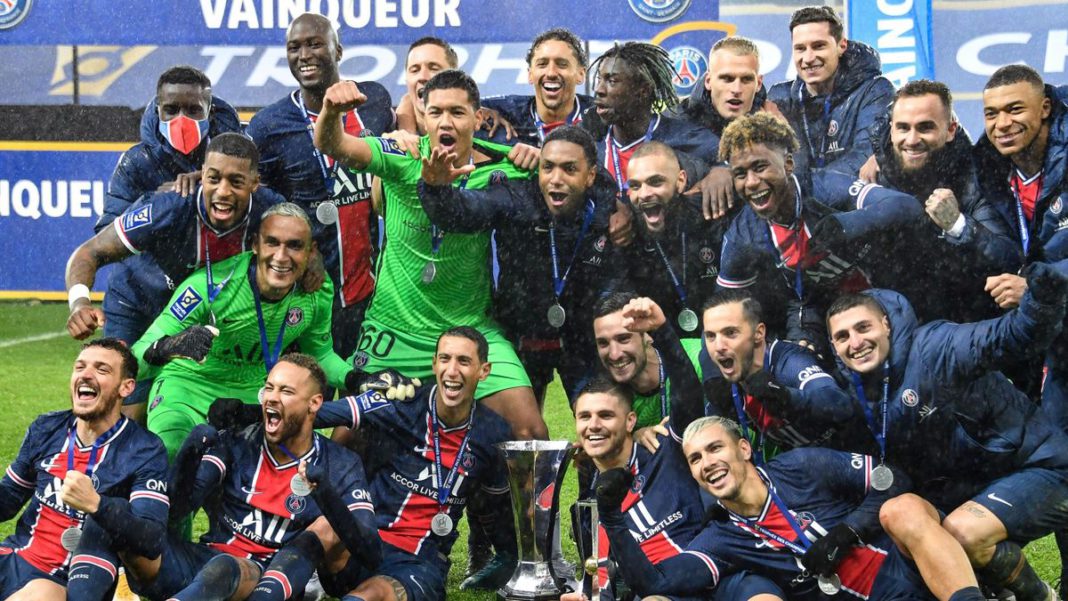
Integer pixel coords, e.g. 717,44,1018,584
638,200,666,231
541,79,564,103
264,405,283,436
715,354,740,381
702,464,731,491
210,200,237,225
75,380,99,403
437,132,457,152
439,378,465,403
746,189,773,213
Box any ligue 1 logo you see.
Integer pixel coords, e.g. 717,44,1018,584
0,0,31,29
670,46,706,97
628,0,691,23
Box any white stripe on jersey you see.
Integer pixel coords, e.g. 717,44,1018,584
203,454,227,476
6,466,33,489
682,550,721,586
130,490,169,506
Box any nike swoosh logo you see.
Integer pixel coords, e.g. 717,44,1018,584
222,317,240,324
986,493,1013,507
241,486,263,495
408,575,426,596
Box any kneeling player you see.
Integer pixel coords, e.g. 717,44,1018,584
0,339,169,600
310,327,517,601
599,416,958,600
68,353,380,601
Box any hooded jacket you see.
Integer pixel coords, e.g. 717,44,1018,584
96,95,242,233
666,82,768,155
769,41,894,193
836,286,1068,511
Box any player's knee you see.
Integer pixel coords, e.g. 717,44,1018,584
513,419,549,441
879,493,935,541
942,510,1000,560
306,516,342,552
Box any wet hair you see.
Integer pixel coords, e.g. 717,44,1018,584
825,293,887,324
527,28,588,68
590,42,680,110
789,6,844,41
82,338,138,381
157,65,211,95
438,326,489,363
422,69,480,110
984,64,1045,93
719,112,799,163
277,352,327,395
593,290,640,319
574,376,634,412
711,36,760,60
893,79,953,121
543,125,598,167
261,202,313,232
630,140,680,170
682,416,744,446
207,132,260,172
408,36,459,68
702,290,763,329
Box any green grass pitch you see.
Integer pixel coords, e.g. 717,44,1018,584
0,301,1059,599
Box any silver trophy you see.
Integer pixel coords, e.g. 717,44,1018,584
497,441,579,601
577,499,601,600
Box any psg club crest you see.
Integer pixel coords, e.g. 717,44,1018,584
285,307,304,326
627,0,691,23
0,0,31,29
670,46,706,97
699,246,715,264
796,511,816,530
631,474,646,493
594,235,607,253
1053,198,1063,215
489,170,509,186
901,389,919,407
286,494,307,514
827,120,840,137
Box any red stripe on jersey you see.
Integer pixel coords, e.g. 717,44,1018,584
742,391,784,431
768,222,823,271
605,141,642,190
71,554,118,578
199,221,247,267
1010,170,1043,223
734,501,802,552
224,450,298,557
837,544,887,598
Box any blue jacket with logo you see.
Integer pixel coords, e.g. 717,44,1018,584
96,95,242,233
836,287,1068,511
769,41,894,193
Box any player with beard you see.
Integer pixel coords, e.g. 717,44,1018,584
418,125,619,407
0,339,169,600
395,37,459,136
715,112,924,352
303,327,517,601
700,289,869,462
247,13,395,361
587,42,718,197
67,353,380,601
315,70,547,443
852,80,1020,322
131,204,375,466
620,142,727,341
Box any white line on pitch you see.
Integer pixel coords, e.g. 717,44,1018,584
0,331,68,349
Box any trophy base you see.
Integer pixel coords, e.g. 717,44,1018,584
496,560,580,601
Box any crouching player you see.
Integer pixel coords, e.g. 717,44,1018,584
0,339,169,600
66,353,381,601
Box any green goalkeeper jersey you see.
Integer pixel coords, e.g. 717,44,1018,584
132,251,351,390
363,136,532,336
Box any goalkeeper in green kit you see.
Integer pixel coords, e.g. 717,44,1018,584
132,203,412,462
315,70,548,441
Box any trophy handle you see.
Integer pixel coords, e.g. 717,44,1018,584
543,446,575,592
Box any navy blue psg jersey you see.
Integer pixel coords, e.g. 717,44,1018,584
590,434,705,595
594,113,718,195
196,425,373,563
110,186,284,316
247,84,394,307
479,94,592,146
0,411,169,578
685,449,889,599
318,388,513,560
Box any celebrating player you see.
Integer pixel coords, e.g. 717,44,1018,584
131,202,369,464
247,12,395,359
0,339,169,600
313,70,548,440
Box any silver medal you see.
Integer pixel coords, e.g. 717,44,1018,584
678,308,699,332
430,512,453,536
290,474,312,497
316,201,339,225
421,261,437,284
61,526,82,552
817,574,842,595
547,303,566,328
871,464,894,491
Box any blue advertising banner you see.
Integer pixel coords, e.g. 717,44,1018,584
0,144,125,295
0,0,717,45
846,0,935,86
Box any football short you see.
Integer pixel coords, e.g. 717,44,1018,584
714,570,784,601
124,535,222,600
321,542,448,601
0,548,65,597
971,467,1068,544
146,374,259,459
350,316,531,399
869,544,936,601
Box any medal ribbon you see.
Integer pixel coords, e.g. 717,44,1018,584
250,262,289,373
203,230,239,305
276,435,321,467
606,115,657,193
653,231,689,311
765,179,806,301
1009,172,1036,256
726,472,812,556
65,417,126,516
851,361,890,466
295,90,346,193
531,97,583,144
429,387,475,510
799,91,833,169
429,156,475,259
729,345,773,466
549,199,596,301
652,349,668,419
